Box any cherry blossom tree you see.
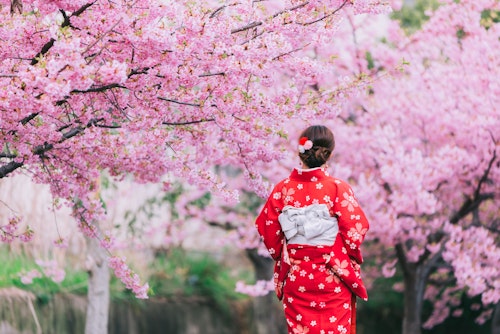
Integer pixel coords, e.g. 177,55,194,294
3,1,498,334
0,0,391,311
191,1,500,333
323,1,500,333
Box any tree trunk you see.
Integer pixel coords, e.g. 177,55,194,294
401,262,426,334
246,249,287,334
85,237,110,334
492,302,500,334
396,244,429,334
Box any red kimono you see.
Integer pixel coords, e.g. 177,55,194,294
255,167,369,334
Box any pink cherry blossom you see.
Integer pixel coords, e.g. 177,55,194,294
20,269,42,285
108,256,149,299
0,1,497,329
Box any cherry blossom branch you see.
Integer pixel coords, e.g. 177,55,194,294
20,112,40,125
0,161,23,178
30,2,96,65
230,1,309,34
157,97,201,107
272,2,310,19
199,72,225,77
162,119,216,126
72,83,126,94
474,148,497,201
31,39,55,65
0,118,107,178
210,2,239,19
299,0,349,26
272,44,310,60
10,0,22,15
449,151,497,224
231,21,262,34
82,18,123,64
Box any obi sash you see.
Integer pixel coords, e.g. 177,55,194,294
278,204,338,246
272,204,368,301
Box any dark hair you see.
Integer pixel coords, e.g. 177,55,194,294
298,125,335,168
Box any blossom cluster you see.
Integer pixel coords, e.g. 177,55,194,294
108,256,150,299
19,259,65,284
0,216,34,243
235,280,274,297
0,0,388,298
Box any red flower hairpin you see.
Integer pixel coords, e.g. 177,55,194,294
298,136,313,153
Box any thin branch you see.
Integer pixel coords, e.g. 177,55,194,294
0,199,19,213
231,21,262,34
450,193,495,224
20,112,40,125
299,0,348,26
199,72,225,77
82,18,123,56
474,148,497,200
31,38,55,65
239,30,266,45
214,2,311,40
29,2,95,65
0,118,105,178
209,5,227,19
158,97,201,107
72,83,126,93
450,151,497,224
272,1,309,19
72,1,96,17
94,123,121,129
272,44,310,60
162,118,215,126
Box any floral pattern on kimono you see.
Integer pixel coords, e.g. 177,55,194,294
255,167,369,334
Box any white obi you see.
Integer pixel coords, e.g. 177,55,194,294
278,204,338,246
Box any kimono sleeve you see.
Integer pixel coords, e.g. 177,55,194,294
332,180,370,264
255,183,285,261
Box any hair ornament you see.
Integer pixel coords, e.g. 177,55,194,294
298,136,313,153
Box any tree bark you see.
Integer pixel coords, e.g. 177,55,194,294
246,249,287,334
85,237,110,334
492,302,500,334
396,244,429,334
401,262,427,334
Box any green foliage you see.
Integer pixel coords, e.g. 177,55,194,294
365,51,375,70
121,183,184,235
358,273,405,333
391,0,441,35
1,245,250,311
146,248,250,314
481,9,500,30
0,246,88,300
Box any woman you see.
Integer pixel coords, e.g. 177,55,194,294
255,125,369,334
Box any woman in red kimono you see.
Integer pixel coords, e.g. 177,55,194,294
255,125,369,334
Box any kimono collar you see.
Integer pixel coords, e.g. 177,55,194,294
289,167,330,182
